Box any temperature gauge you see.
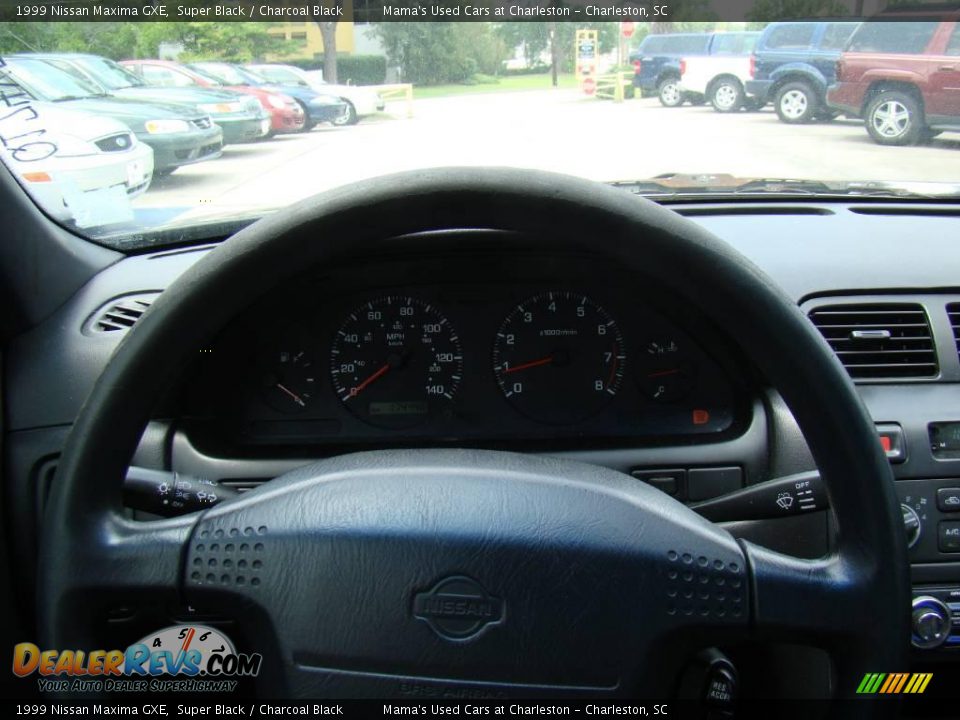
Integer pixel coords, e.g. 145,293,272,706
637,337,695,402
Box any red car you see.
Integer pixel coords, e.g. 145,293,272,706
120,59,305,135
826,20,960,145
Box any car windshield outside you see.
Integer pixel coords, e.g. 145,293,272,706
61,56,143,90
2,18,960,251
253,65,304,85
190,62,259,86
3,56,104,100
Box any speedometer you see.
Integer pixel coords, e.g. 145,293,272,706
330,296,463,428
492,292,626,425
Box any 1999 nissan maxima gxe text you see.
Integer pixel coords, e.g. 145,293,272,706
3,12,960,720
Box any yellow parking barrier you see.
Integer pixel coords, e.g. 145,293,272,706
370,83,414,118
594,72,634,103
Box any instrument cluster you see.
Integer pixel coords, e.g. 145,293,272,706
177,252,748,453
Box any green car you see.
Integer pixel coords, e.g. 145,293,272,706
3,56,223,174
20,54,272,145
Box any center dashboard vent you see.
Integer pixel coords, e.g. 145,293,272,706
948,303,960,361
807,303,938,380
85,292,159,335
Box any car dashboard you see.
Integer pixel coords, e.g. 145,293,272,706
6,195,960,685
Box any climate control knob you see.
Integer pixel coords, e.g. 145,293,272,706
912,596,951,650
902,504,922,549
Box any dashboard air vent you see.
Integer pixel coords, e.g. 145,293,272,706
808,303,937,380
948,303,960,362
87,293,158,335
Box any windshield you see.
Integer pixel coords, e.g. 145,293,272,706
2,18,960,250
253,65,303,85
189,62,256,86
2,57,103,100
70,56,143,90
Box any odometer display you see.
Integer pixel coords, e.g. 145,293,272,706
492,292,626,424
330,296,463,428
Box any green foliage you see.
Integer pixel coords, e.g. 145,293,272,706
460,23,508,76
0,21,295,62
746,0,847,22
502,65,551,76
373,22,508,85
288,54,387,86
496,22,551,66
143,23,294,62
0,22,138,58
495,22,620,73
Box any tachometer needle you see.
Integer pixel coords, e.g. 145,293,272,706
276,383,306,407
503,356,554,374
349,363,391,398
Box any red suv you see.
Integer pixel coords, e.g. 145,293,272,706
827,20,960,145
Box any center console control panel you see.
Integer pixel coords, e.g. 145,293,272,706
895,479,960,562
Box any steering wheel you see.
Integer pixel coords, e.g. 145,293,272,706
40,168,908,701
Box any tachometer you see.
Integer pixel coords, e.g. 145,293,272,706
330,296,463,428
492,292,626,424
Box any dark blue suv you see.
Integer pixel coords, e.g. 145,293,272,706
746,21,861,123
631,32,759,107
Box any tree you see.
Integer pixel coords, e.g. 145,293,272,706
495,22,619,83
152,23,292,62
548,22,559,87
497,22,551,68
373,23,507,85
0,21,300,62
0,22,137,58
315,22,338,83
746,0,846,21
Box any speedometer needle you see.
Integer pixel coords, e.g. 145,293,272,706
503,356,554,374
349,363,391,398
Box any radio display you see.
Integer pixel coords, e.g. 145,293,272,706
930,422,960,459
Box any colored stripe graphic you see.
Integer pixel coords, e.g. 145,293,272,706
857,672,932,694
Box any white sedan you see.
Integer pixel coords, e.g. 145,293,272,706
246,64,385,126
0,102,153,229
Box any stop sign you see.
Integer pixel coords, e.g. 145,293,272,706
582,77,596,96
621,21,635,38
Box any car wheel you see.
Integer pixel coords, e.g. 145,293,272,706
657,77,683,107
774,81,818,124
333,101,358,126
711,79,744,113
865,90,924,146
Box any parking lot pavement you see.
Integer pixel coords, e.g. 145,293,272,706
135,90,960,225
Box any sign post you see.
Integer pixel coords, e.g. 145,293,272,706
575,28,599,95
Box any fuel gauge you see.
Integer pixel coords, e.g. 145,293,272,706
262,347,318,413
